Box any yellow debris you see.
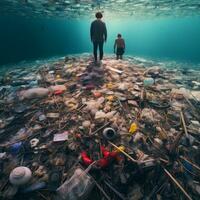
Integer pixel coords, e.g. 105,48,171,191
129,123,138,134
106,95,115,101
107,83,114,89
114,145,125,153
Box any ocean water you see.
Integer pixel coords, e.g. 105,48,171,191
0,0,200,67
1,2,200,200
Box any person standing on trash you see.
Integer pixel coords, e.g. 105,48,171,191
114,34,125,60
90,12,107,64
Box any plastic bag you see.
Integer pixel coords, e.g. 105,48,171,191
56,168,94,200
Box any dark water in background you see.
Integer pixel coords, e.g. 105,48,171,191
0,15,200,66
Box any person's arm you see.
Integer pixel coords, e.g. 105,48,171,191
114,40,117,52
90,22,93,42
104,23,107,42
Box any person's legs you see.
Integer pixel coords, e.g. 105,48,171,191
120,55,122,59
116,48,120,60
93,42,98,61
99,41,104,60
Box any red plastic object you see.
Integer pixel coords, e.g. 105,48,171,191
109,151,118,158
81,146,118,168
54,90,64,95
81,152,93,165
97,158,109,168
101,146,118,158
101,146,110,157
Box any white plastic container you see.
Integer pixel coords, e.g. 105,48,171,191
9,166,32,186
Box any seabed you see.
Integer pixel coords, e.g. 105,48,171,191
0,54,200,200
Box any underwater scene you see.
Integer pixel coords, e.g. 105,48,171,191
0,1,200,200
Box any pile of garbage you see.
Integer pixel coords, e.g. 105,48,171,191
0,55,200,200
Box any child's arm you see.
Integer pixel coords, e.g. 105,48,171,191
123,39,125,49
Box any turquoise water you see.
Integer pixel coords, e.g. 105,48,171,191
0,2,200,199
0,15,200,66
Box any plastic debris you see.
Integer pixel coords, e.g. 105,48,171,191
53,132,69,142
129,123,138,134
47,113,60,118
56,168,94,200
9,167,32,186
19,88,49,100
143,78,154,86
0,55,199,200
30,138,39,148
103,127,118,141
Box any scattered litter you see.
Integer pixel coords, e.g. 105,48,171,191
0,55,200,200
53,132,69,142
